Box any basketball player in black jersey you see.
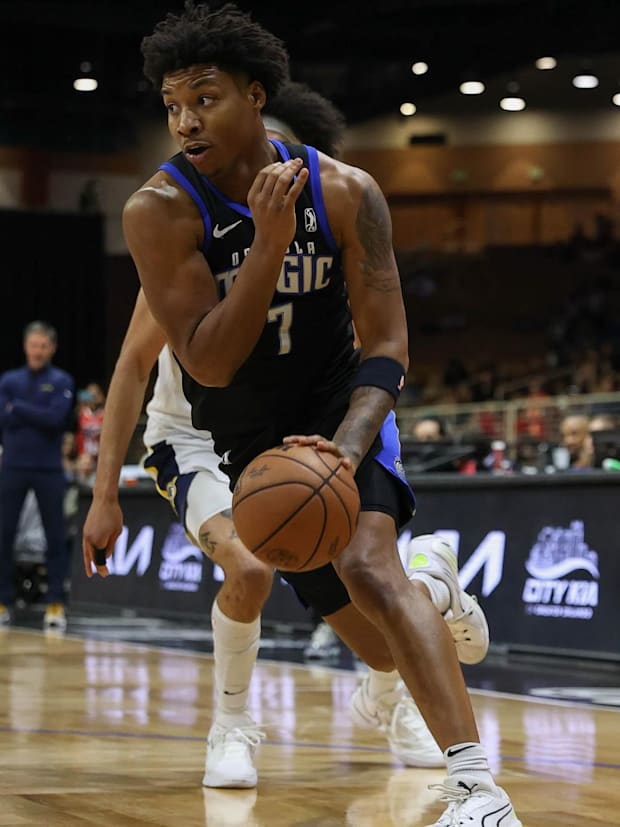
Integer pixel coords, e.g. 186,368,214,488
83,81,464,782
123,5,521,826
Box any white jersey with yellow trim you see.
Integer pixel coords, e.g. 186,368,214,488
143,346,228,481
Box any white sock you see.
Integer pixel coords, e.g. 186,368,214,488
366,668,400,700
444,742,497,789
409,571,451,615
211,599,260,726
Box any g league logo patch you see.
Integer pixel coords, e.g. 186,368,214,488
304,207,317,232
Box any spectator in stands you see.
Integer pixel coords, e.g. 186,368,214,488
589,412,620,469
76,382,106,464
0,321,74,630
517,378,551,440
409,416,479,474
412,415,447,442
560,414,593,470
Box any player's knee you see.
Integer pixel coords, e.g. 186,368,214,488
338,554,401,624
223,552,273,601
239,558,274,599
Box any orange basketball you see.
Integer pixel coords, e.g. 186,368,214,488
232,444,360,572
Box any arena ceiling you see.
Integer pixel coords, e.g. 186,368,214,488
1,0,618,150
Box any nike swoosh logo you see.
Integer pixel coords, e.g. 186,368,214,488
223,689,244,696
446,744,478,757
213,220,242,239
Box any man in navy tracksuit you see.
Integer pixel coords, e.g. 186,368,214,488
0,321,74,629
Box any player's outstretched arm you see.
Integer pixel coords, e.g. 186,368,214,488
82,290,165,578
123,160,308,387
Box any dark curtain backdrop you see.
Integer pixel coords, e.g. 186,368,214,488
0,210,105,387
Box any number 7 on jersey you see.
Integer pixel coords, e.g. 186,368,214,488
267,302,293,355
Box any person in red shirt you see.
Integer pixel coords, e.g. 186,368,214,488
76,383,106,476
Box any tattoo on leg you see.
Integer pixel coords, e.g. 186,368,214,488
199,530,217,556
220,508,238,539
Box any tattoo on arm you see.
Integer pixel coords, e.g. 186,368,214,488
334,386,394,469
199,530,217,556
356,179,398,294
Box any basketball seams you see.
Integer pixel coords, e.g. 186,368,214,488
258,453,327,483
233,478,317,509
312,463,358,526
233,446,360,572
233,454,326,508
318,473,354,538
311,453,360,538
313,450,359,494
294,492,328,570
250,485,317,554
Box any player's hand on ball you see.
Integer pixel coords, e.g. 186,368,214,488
283,434,355,473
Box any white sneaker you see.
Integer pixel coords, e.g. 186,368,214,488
350,675,444,767
425,775,522,827
203,721,265,788
303,621,340,659
406,535,489,664
43,603,67,631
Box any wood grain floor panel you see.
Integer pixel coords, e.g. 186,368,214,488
1,629,619,826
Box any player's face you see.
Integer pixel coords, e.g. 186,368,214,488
24,333,55,371
161,65,262,176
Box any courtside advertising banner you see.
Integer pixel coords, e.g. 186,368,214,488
73,474,619,656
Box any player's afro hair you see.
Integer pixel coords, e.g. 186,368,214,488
264,81,346,158
142,1,289,97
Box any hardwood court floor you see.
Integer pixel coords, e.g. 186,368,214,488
0,628,619,827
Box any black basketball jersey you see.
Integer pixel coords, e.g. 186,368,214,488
159,140,358,475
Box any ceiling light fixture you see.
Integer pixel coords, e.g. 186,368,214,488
572,74,599,89
612,93,620,106
459,81,485,95
400,102,417,116
411,62,428,75
535,56,557,70
500,97,526,111
74,60,98,92
73,77,98,92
